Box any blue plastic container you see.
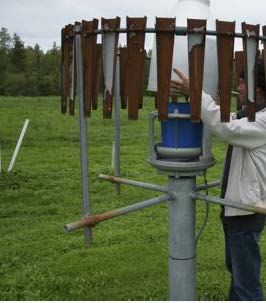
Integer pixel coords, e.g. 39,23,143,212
161,102,203,149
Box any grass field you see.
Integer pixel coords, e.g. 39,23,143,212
0,96,265,300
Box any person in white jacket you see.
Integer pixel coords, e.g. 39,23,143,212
171,62,266,300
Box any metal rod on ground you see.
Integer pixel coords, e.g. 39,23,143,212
99,174,168,193
114,53,121,194
192,192,266,215
7,119,30,173
168,176,196,301
65,194,169,232
75,25,92,246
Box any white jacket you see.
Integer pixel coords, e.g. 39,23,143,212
201,91,266,216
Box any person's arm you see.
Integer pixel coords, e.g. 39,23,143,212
201,91,266,150
171,68,266,150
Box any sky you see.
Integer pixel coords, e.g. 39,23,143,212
1,0,266,52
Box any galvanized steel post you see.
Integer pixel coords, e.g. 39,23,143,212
75,25,92,246
114,54,121,194
168,176,196,301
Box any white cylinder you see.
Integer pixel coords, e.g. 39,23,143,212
148,0,218,99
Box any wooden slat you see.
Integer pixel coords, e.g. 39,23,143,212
92,44,102,110
216,20,235,122
155,17,176,121
242,22,260,122
72,21,81,115
102,17,120,119
263,26,266,91
81,19,99,117
234,51,245,111
127,17,147,120
69,25,76,116
119,47,128,109
187,19,206,123
63,25,72,115
61,27,67,114
139,50,147,109
154,93,158,109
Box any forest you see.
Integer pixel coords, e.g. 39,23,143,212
0,27,60,96
0,27,152,97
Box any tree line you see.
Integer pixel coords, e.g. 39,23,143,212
0,27,60,96
0,27,152,97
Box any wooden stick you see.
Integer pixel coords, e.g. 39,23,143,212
155,17,176,121
242,22,260,122
127,17,147,120
216,20,235,122
102,17,120,119
119,47,128,109
92,44,102,110
187,19,206,123
81,19,99,117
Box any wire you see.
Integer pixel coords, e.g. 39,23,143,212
195,172,210,244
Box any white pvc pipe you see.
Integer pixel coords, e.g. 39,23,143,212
7,119,29,173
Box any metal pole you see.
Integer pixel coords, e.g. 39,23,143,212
113,54,121,194
99,174,168,193
78,27,266,42
168,176,196,301
65,194,169,232
192,192,266,215
7,119,29,173
75,25,92,246
195,180,220,192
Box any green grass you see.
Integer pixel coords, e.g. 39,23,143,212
0,96,265,300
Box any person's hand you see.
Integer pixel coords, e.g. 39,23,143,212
170,68,190,99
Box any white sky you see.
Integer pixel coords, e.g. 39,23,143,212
0,0,266,51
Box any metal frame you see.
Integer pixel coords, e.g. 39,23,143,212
75,24,92,246
66,170,266,300
74,26,266,41
113,54,121,194
65,102,266,299
66,24,266,300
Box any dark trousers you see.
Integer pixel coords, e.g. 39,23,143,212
223,224,264,301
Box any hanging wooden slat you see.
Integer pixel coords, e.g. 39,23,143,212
263,26,266,90
127,17,147,120
155,17,176,121
81,19,99,117
62,25,72,115
187,19,206,123
119,47,128,109
154,93,158,109
102,17,120,119
69,24,76,116
92,44,102,110
61,26,67,114
216,20,235,122
234,51,245,111
242,23,260,122
73,21,81,115
139,49,147,109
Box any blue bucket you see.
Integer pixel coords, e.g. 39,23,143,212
159,102,203,158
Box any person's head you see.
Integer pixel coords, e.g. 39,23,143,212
237,59,266,108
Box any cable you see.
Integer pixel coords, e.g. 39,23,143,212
195,172,210,244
